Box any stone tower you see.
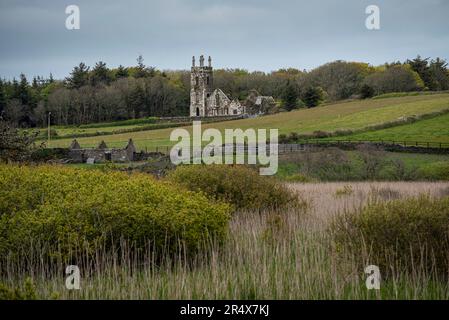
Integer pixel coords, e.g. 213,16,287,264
190,55,213,117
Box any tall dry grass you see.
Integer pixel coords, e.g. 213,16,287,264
2,182,449,299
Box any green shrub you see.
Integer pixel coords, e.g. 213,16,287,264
0,278,37,300
360,84,375,99
30,148,69,162
418,161,449,180
0,164,231,262
167,165,298,211
332,196,449,276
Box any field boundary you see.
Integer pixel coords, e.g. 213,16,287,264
102,140,449,155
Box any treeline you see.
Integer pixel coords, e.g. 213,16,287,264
0,55,448,127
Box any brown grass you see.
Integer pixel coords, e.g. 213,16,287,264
2,181,449,299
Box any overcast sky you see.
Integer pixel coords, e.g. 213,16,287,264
1,0,448,80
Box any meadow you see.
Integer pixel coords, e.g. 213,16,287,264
329,112,449,143
2,181,449,299
277,150,449,182
44,93,449,150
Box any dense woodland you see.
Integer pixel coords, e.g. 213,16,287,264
0,55,448,127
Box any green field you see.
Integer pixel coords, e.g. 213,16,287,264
329,112,449,143
36,117,174,138
46,123,150,137
45,93,449,150
277,151,449,181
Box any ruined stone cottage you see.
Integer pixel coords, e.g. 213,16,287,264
68,139,137,163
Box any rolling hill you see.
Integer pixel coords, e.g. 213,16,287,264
328,112,449,144
46,93,449,150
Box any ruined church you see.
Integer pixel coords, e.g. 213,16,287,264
190,55,245,117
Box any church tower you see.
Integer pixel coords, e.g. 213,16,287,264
190,55,213,117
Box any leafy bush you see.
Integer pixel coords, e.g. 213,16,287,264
0,122,40,162
332,196,449,276
363,64,425,95
418,161,449,180
0,164,231,262
167,165,298,211
30,148,70,162
0,278,37,300
360,84,375,99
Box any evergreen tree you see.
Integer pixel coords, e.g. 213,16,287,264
115,65,129,79
17,74,38,126
407,55,437,90
302,87,323,108
281,80,298,111
0,79,6,115
128,84,146,117
429,58,449,91
66,62,90,88
90,61,111,86
32,76,41,90
360,84,375,99
133,55,155,78
18,74,31,106
11,78,20,100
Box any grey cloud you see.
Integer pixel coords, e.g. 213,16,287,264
0,0,448,79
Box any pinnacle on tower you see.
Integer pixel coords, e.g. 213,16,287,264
208,56,212,67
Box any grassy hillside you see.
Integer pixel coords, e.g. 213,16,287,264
329,112,449,143
46,93,449,150
36,117,170,138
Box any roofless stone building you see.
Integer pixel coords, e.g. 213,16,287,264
68,138,136,163
190,55,245,117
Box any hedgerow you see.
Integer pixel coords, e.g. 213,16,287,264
0,164,231,263
167,164,299,211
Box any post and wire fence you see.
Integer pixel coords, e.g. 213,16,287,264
58,138,449,155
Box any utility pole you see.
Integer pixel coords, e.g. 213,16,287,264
48,112,51,146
